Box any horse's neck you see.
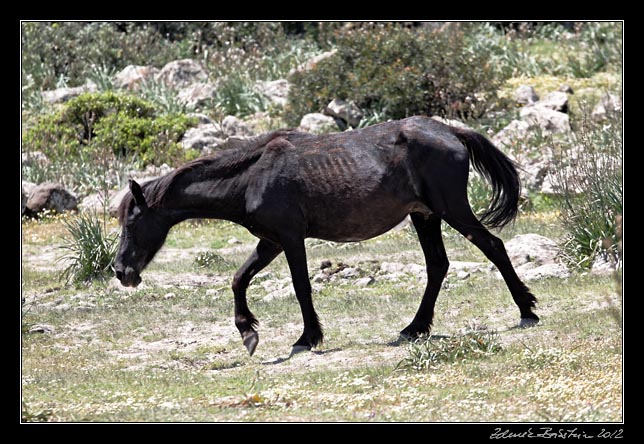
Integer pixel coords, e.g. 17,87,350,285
162,157,250,225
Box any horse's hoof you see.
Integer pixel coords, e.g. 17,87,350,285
519,318,539,329
289,345,311,357
243,331,259,356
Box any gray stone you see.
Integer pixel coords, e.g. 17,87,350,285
324,99,364,128
380,262,406,274
78,192,114,213
404,263,426,276
591,255,618,276
520,105,571,134
355,277,375,287
114,65,159,90
255,79,290,107
504,233,560,267
289,49,338,77
456,271,470,280
156,59,208,89
41,82,96,104
339,267,360,278
299,113,338,134
221,115,256,138
26,183,78,215
492,120,531,149
180,124,226,154
28,324,54,334
536,91,569,113
431,116,474,131
521,159,551,191
591,93,622,121
187,113,214,125
21,186,27,215
312,273,329,283
177,82,216,109
518,263,570,281
514,85,539,105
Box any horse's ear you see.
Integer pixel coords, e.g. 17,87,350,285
129,179,148,210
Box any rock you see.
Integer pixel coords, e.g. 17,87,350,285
113,65,159,90
431,116,474,131
380,262,406,274
519,105,571,135
320,260,333,270
514,85,539,105
299,113,338,134
25,182,78,216
28,324,54,334
21,186,27,215
289,49,338,77
456,271,470,280
591,255,618,276
312,273,329,283
521,159,551,191
78,192,114,213
448,261,485,273
41,83,96,104
355,277,375,287
108,177,157,217
518,263,570,281
504,233,560,267
221,115,256,138
22,151,49,167
187,113,214,125
177,82,216,109
404,263,426,276
255,79,290,107
324,99,364,128
535,91,569,113
155,59,208,89
591,93,622,121
180,124,226,154
339,267,360,278
492,120,530,149
228,237,241,245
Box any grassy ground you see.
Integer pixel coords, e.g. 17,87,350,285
21,212,622,423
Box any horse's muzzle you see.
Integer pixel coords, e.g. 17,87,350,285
115,266,142,287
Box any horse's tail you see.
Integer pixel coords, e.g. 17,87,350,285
451,127,521,229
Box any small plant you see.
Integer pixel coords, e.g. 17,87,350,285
87,63,116,91
396,330,502,371
58,211,118,284
138,79,189,114
213,71,269,117
194,251,232,271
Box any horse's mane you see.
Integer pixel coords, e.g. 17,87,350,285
118,129,294,222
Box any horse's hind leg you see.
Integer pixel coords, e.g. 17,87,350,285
232,239,283,355
443,208,539,327
400,213,449,339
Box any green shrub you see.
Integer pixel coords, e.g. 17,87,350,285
285,23,511,126
59,211,118,284
554,107,622,269
23,92,198,167
396,330,502,371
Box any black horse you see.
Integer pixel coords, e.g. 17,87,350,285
115,116,539,356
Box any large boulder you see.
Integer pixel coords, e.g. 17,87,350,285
177,82,217,109
180,124,226,155
113,65,159,90
492,119,531,150
591,93,622,121
41,82,97,104
502,233,570,280
514,85,539,105
519,105,571,135
155,59,208,89
324,99,364,128
221,115,256,138
535,91,569,113
255,79,290,107
299,113,338,134
25,183,78,216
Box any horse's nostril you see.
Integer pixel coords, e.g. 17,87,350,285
115,270,123,280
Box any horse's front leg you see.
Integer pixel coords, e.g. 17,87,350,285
232,239,282,356
280,234,323,353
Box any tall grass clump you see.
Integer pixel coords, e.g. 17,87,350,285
397,330,502,371
554,106,622,269
58,210,118,284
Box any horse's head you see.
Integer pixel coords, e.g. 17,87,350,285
114,179,170,287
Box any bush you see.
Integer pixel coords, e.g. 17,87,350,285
396,329,502,371
285,23,511,125
59,211,118,284
23,92,198,168
554,107,622,269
